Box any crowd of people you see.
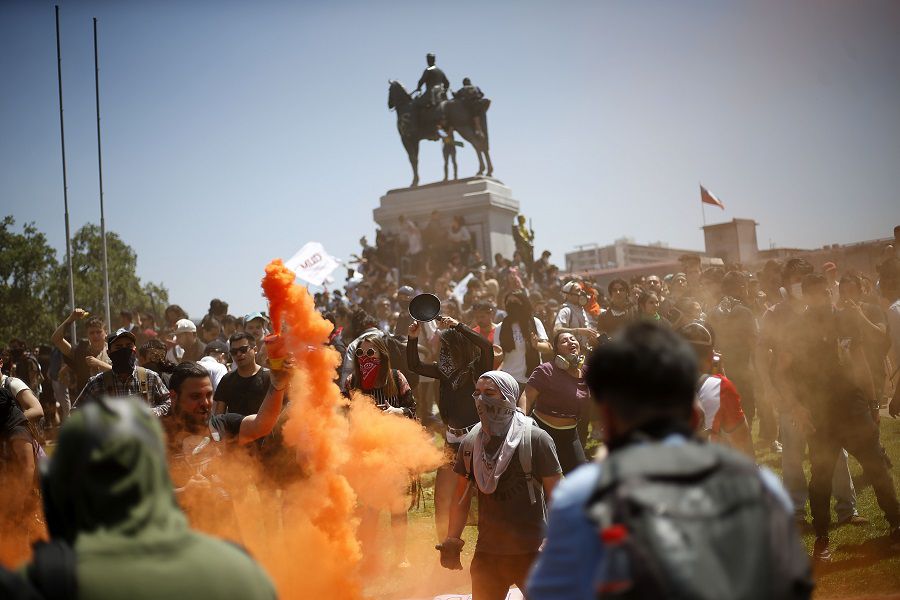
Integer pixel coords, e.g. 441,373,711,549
1,219,900,599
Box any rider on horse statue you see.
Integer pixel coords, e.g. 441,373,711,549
454,77,488,136
414,53,450,140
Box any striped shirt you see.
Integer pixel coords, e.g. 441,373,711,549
74,368,171,417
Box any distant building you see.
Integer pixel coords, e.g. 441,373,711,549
702,218,759,266
563,219,893,285
565,237,700,273
756,239,892,277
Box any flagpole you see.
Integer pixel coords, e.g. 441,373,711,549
55,5,77,344
699,183,707,227
93,17,112,331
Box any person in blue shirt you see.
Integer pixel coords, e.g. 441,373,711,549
527,321,812,600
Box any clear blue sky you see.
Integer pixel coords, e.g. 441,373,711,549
2,0,898,318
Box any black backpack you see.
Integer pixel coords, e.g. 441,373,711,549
585,440,812,600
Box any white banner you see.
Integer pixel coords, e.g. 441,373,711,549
284,242,341,286
426,590,523,600
451,272,475,306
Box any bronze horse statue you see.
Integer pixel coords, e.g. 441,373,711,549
388,80,493,187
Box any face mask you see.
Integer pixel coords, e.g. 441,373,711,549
577,295,589,307
358,355,381,389
554,353,581,370
789,282,803,299
474,394,515,437
109,347,137,375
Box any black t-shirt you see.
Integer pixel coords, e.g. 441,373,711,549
0,378,28,437
709,297,757,371
454,427,561,554
790,307,870,428
597,306,633,337
214,368,270,417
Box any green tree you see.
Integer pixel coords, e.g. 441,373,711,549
0,217,169,347
54,223,169,328
0,216,61,346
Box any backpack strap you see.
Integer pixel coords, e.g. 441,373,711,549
101,369,116,396
519,416,537,505
27,540,78,600
459,424,480,503
136,367,150,404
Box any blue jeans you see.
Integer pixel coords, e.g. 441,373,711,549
780,412,856,520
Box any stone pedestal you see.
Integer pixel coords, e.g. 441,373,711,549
373,176,520,263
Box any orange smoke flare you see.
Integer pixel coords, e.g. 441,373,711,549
218,259,443,599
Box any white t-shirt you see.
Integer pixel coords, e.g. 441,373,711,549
448,226,472,243
0,374,29,398
405,221,423,255
888,299,900,359
495,317,548,383
198,356,229,391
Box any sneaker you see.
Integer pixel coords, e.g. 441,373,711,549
813,537,832,562
837,514,869,526
770,440,783,454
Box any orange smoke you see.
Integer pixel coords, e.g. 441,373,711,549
202,259,443,599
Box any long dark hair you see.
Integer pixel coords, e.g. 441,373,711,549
441,328,480,373
499,291,535,353
350,335,398,397
499,291,540,376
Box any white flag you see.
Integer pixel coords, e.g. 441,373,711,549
451,272,475,306
284,242,341,286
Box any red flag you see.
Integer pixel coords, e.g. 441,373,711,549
700,184,725,210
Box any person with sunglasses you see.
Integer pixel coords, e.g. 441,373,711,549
345,335,416,419
213,332,270,417
344,334,417,569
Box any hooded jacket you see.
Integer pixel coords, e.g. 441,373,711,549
30,397,276,600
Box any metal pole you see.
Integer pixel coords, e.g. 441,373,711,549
93,17,112,331
699,183,707,227
55,5,77,343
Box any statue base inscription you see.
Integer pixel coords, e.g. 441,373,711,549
373,176,520,264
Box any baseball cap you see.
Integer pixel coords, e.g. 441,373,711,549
106,328,137,346
823,261,837,272
205,340,229,356
174,319,197,334
244,311,269,324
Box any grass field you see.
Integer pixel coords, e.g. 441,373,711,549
759,412,900,599
365,414,900,600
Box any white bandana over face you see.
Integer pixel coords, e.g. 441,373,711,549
472,370,527,495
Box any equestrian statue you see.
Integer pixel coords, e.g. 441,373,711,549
388,53,493,187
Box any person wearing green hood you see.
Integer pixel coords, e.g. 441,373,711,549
16,395,278,600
